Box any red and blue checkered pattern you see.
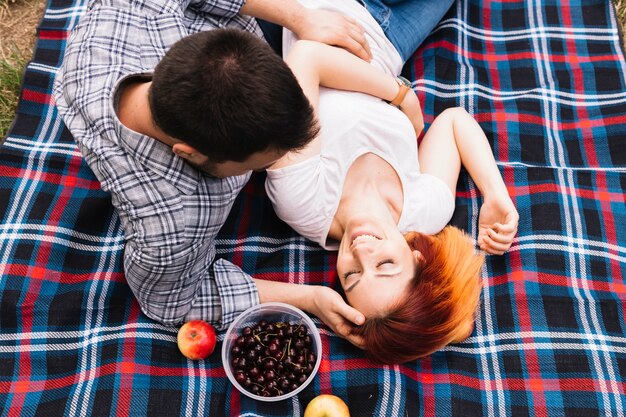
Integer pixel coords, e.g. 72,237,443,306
1,0,625,415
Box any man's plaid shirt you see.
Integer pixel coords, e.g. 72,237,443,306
53,0,265,328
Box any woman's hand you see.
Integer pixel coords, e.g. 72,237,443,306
399,88,424,137
478,194,519,255
309,286,366,348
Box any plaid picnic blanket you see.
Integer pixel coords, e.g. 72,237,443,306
1,0,625,415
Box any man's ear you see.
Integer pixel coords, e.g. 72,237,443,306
172,143,198,160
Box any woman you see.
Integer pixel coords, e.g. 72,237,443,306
263,0,519,363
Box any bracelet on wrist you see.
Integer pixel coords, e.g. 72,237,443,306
385,76,412,108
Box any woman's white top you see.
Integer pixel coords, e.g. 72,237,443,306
265,0,455,250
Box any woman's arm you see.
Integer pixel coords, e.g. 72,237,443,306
418,107,519,254
270,40,423,168
285,41,421,126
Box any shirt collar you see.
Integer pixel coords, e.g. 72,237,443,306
112,73,200,195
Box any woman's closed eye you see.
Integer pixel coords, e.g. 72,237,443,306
344,260,393,279
343,270,360,280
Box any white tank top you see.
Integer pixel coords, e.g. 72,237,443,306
265,0,455,249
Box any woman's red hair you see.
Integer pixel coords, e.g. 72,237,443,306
351,226,484,364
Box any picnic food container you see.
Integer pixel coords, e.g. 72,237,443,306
222,302,322,402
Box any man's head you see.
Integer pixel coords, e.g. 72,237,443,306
149,28,319,176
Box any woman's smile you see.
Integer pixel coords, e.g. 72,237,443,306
351,233,381,246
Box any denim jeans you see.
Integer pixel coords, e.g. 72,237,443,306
259,0,455,63
361,0,455,62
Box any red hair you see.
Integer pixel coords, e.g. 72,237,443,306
351,226,484,364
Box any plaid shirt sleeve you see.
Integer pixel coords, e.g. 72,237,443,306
52,0,262,329
124,237,259,330
88,137,260,330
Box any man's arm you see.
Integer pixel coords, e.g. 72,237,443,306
126,235,365,341
241,0,372,61
253,279,365,347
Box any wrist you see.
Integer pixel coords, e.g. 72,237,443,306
399,87,418,110
284,2,308,34
242,0,305,32
385,76,411,107
482,183,511,202
300,285,320,315
254,279,317,312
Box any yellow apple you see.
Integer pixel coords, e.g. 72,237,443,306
304,394,350,417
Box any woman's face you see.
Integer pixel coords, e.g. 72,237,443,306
336,214,421,318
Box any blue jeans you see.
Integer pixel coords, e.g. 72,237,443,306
361,0,455,62
259,0,455,62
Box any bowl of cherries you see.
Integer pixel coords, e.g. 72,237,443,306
222,302,322,401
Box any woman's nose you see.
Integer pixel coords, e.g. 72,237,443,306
353,243,375,259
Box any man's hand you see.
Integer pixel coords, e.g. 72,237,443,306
253,278,365,348
309,286,366,348
478,194,519,255
241,0,372,61
291,8,372,61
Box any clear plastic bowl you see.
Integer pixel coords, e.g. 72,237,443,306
222,302,322,402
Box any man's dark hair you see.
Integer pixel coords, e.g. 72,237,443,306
149,28,319,162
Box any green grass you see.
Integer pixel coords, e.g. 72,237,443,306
616,0,626,23
0,0,39,140
0,50,27,139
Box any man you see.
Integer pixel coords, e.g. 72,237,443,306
53,0,369,335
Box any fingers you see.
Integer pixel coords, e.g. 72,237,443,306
336,301,365,326
479,227,514,254
338,32,371,61
341,19,371,61
298,10,372,61
485,228,513,245
494,219,517,234
352,26,371,61
494,210,519,235
481,238,510,255
345,333,366,349
480,231,513,255
328,299,366,348
334,322,366,348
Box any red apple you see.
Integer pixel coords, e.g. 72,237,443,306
177,320,216,360
304,394,350,417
